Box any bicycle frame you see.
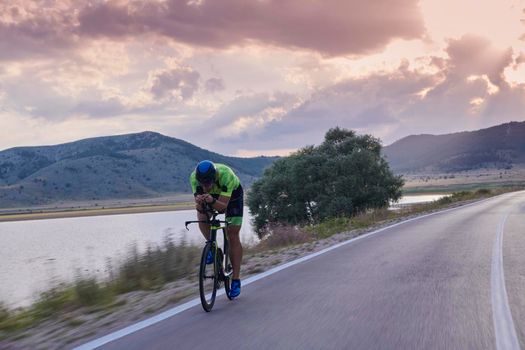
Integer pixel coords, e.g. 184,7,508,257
185,206,231,276
185,204,233,311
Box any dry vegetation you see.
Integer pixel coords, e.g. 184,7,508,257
402,167,525,193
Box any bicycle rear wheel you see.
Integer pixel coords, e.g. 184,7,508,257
199,242,217,312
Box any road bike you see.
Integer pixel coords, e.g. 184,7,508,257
185,204,233,312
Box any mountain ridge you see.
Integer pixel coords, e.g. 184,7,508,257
0,131,277,208
383,121,525,173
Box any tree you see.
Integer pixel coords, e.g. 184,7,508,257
248,127,403,236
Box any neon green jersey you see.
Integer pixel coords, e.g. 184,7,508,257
190,163,240,198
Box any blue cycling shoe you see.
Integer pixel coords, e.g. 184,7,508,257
206,249,214,264
229,279,241,298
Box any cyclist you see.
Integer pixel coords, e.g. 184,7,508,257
190,160,243,298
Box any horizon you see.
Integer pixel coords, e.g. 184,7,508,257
1,1,524,156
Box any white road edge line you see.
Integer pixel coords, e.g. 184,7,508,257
491,213,520,350
74,192,518,350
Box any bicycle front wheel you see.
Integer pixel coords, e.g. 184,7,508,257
199,242,217,312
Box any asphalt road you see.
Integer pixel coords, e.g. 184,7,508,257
79,191,525,350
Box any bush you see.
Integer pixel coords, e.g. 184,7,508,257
436,196,453,205
248,127,403,236
74,278,112,306
32,287,75,319
475,188,491,195
0,312,34,333
450,191,471,199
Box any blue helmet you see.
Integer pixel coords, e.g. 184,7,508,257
195,160,216,185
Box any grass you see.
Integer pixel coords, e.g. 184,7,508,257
403,181,525,195
0,304,9,323
109,300,127,308
0,234,200,338
166,290,194,305
113,236,200,293
143,307,155,314
305,217,352,238
65,318,86,327
248,267,264,274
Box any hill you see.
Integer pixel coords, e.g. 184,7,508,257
0,132,277,208
383,121,525,173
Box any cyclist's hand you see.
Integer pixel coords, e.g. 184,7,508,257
195,194,206,204
203,194,214,204
197,194,214,204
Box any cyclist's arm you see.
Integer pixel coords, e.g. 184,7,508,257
211,195,230,212
200,194,230,212
190,172,203,211
213,166,237,211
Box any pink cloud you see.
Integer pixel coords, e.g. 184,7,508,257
76,0,424,56
205,78,225,93
1,0,424,60
445,35,513,87
516,52,525,66
150,67,200,100
0,4,76,61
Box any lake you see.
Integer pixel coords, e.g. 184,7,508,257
390,194,449,208
0,209,258,308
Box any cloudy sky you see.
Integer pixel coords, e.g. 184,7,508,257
1,0,524,156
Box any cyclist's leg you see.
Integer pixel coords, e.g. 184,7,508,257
225,185,244,280
227,224,243,279
197,211,211,240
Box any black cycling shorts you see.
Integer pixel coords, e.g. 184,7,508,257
212,184,244,226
